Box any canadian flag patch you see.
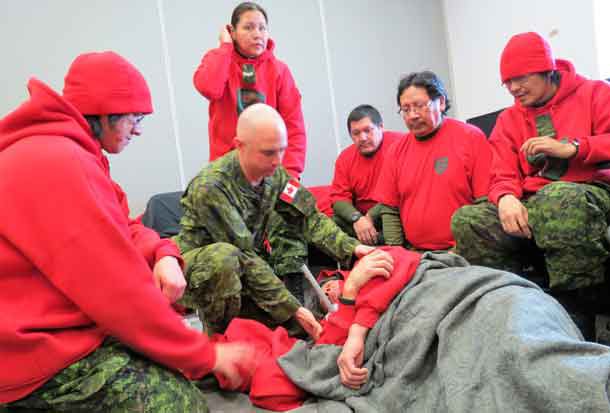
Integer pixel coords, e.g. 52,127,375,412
280,179,301,203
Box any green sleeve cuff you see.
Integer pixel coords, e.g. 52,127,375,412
332,200,359,222
378,204,404,245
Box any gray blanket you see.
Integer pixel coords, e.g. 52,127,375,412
279,252,610,412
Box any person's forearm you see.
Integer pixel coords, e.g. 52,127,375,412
333,200,359,223
378,204,404,245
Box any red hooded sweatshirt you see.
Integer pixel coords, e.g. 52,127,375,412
210,247,421,411
330,131,404,214
194,39,307,178
0,79,217,403
489,59,610,204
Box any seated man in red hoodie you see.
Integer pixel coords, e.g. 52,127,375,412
374,71,492,251
210,246,421,411
330,104,403,245
0,51,252,412
451,32,610,335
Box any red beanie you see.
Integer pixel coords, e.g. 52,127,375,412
63,51,153,115
500,32,556,83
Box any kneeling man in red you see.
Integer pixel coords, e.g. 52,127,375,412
210,246,421,411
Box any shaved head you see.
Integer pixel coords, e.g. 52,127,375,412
234,104,288,185
236,103,287,144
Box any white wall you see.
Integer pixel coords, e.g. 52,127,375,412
1,1,450,214
442,0,599,121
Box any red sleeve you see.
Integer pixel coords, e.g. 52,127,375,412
276,64,306,178
193,43,233,101
373,143,401,207
353,247,421,328
576,80,610,164
330,149,355,204
113,182,184,268
488,112,525,205
468,127,493,199
316,304,357,345
5,142,216,379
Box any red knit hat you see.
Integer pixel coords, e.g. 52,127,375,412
63,51,153,115
500,32,556,83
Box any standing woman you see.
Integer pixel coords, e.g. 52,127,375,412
194,1,306,178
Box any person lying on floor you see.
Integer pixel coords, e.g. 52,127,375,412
209,246,421,411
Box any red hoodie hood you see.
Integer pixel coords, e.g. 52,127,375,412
513,59,586,114
0,78,102,158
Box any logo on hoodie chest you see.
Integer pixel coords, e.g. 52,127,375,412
434,156,449,175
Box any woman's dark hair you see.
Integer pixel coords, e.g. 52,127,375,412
396,71,451,115
231,2,268,27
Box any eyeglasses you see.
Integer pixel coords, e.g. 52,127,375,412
502,74,533,89
397,100,434,117
124,113,145,127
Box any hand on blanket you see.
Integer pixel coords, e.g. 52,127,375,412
212,342,256,390
343,249,394,299
338,324,369,389
152,256,187,303
295,307,323,340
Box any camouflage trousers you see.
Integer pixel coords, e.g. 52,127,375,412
180,242,301,335
6,340,208,413
451,182,610,290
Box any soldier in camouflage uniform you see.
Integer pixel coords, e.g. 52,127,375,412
451,32,610,295
174,103,371,338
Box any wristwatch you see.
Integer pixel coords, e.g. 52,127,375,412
570,138,580,157
350,211,363,223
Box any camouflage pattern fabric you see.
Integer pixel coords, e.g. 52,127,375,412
179,242,300,333
6,340,208,413
452,182,610,290
174,151,358,331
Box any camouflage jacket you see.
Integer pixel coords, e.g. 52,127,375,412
175,150,358,263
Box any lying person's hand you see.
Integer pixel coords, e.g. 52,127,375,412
338,324,369,389
212,342,256,390
295,307,323,341
343,249,394,298
153,256,187,303
354,244,376,258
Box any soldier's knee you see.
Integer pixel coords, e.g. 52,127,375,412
185,242,242,282
451,204,478,235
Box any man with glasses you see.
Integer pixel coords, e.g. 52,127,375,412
330,104,403,245
373,71,492,251
451,32,610,337
0,51,252,412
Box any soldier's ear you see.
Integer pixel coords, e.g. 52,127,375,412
234,136,244,149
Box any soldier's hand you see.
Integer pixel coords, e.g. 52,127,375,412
353,215,378,245
152,256,187,303
354,244,375,258
344,249,394,296
338,324,368,389
295,307,322,340
498,194,531,238
521,135,577,159
212,342,256,390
